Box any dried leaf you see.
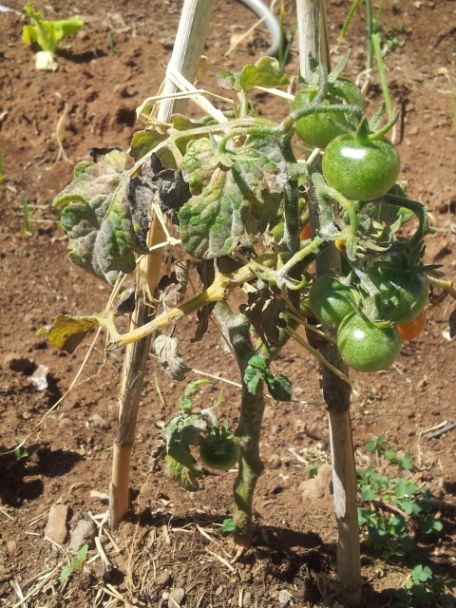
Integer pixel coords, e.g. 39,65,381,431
154,334,190,381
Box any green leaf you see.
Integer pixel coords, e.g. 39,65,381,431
129,129,167,161
54,149,149,284
265,373,292,401
179,136,287,259
22,4,83,58
239,57,289,91
219,518,236,534
59,564,74,583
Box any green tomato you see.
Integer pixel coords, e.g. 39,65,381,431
199,436,240,471
309,275,356,330
337,312,401,372
292,80,364,149
322,135,401,201
293,91,349,149
365,266,428,324
331,79,365,109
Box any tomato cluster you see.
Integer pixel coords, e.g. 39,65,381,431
291,61,431,373
309,266,428,372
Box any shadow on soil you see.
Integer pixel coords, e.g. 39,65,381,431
0,446,83,506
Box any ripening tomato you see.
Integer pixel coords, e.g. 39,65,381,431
397,310,427,340
337,312,402,372
199,436,240,471
322,135,401,201
366,266,428,324
299,221,311,241
309,274,356,330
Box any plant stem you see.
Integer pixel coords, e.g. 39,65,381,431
296,1,361,605
213,302,265,546
110,0,217,529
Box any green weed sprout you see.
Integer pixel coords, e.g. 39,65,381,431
22,3,83,71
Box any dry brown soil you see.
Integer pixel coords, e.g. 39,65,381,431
1,1,456,606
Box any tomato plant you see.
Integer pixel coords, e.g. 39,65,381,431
337,312,402,372
38,36,456,602
322,134,400,201
397,310,427,340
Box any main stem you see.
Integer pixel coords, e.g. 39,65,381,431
110,0,217,529
213,303,266,547
296,1,361,606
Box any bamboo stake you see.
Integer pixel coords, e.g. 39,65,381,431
295,1,362,606
110,0,217,529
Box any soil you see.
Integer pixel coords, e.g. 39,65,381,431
1,0,456,607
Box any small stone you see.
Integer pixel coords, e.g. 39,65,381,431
87,414,109,430
28,365,49,391
168,587,185,607
278,589,292,605
69,516,97,551
156,571,172,588
243,591,252,607
6,540,17,555
45,504,70,545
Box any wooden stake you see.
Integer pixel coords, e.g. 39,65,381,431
295,1,362,605
110,0,217,529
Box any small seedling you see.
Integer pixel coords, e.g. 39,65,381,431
59,544,89,583
22,3,83,71
219,518,236,535
0,441,40,474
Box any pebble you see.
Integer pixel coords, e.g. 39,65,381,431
278,589,292,605
243,590,252,607
28,364,49,391
168,587,185,607
155,571,172,588
69,516,97,551
44,504,70,545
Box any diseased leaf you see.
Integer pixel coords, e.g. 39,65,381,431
129,129,167,161
179,136,287,259
154,334,190,381
54,149,150,284
243,287,286,347
38,312,117,353
238,57,289,91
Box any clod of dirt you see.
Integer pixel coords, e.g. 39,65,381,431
69,516,97,551
299,463,333,505
44,503,70,545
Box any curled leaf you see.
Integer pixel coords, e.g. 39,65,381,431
154,334,190,381
54,149,150,284
38,312,117,353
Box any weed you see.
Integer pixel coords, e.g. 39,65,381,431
219,518,236,535
0,441,40,474
358,436,443,558
59,544,89,583
392,565,456,607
